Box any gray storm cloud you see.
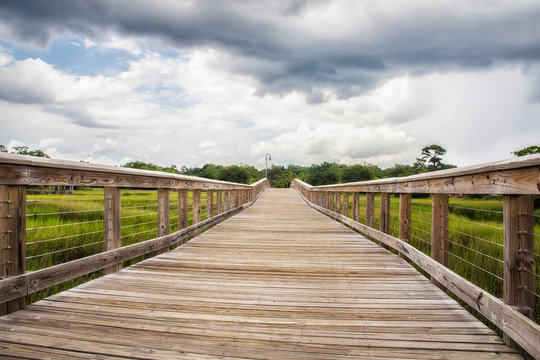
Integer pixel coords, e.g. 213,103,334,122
1,0,540,101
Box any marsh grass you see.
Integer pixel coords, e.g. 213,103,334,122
25,186,210,303
341,193,540,326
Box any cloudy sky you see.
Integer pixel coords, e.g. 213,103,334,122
0,0,539,170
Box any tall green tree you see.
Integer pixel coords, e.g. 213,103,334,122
413,144,455,172
513,145,540,157
267,165,294,188
11,145,50,158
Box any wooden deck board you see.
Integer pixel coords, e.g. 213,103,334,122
0,188,521,359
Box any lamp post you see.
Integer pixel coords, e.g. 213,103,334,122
265,153,271,178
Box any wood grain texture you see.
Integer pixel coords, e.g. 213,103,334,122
0,154,252,190
431,194,449,289
293,181,539,359
104,187,121,274
0,185,26,315
292,155,540,194
0,188,522,359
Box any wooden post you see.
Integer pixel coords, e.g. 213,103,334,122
380,193,391,249
157,188,170,254
192,190,201,224
342,192,349,217
329,192,334,212
104,187,121,274
178,189,188,229
366,193,375,228
336,192,341,214
352,192,359,222
216,190,223,214
0,185,26,315
206,190,214,219
224,190,230,211
431,194,449,289
503,195,535,347
399,193,412,260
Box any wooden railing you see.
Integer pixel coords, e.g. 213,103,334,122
292,154,540,359
0,154,269,315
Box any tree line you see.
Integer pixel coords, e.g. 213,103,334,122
2,144,539,188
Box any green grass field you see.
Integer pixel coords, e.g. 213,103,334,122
344,193,540,326
25,187,213,302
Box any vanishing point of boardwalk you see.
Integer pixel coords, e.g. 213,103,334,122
0,188,520,359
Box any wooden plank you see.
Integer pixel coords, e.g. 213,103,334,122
335,192,341,215
0,185,26,315
178,189,188,229
295,185,538,359
193,189,201,224
503,195,536,349
366,193,375,228
216,190,223,215
431,194,449,289
157,188,170,254
206,190,214,219
379,193,390,250
104,187,121,274
342,192,349,217
0,154,252,190
399,193,412,261
292,157,540,194
352,192,359,222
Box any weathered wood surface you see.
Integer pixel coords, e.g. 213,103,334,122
0,153,253,190
0,189,521,359
301,154,540,194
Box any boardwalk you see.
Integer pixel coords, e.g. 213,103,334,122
0,188,520,359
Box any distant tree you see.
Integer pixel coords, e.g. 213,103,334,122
267,165,294,188
0,145,7,153
218,165,250,184
341,164,376,183
287,165,308,181
413,145,455,172
199,164,223,179
513,145,540,157
11,145,50,158
383,163,416,178
305,162,343,185
122,160,180,174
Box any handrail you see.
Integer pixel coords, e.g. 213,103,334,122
308,153,540,194
0,153,253,189
0,153,269,315
291,154,540,358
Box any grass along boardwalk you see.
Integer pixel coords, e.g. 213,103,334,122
0,188,521,359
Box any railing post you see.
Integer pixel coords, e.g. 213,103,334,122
0,185,26,315
206,190,214,219
366,193,375,228
379,193,391,249
503,194,535,348
104,187,121,274
157,188,170,254
216,190,223,214
336,192,341,214
224,190,230,211
193,190,201,224
329,192,334,211
399,193,412,260
431,194,449,289
178,189,188,229
352,192,359,222
342,192,349,217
